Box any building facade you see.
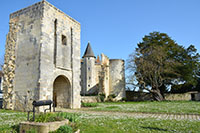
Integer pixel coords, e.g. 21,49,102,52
81,43,126,100
3,0,81,111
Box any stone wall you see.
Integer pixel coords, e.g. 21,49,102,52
3,0,81,111
109,59,125,100
40,0,81,109
165,93,192,101
126,91,200,101
3,1,43,111
81,96,99,103
39,0,81,109
126,91,153,101
81,57,97,95
81,53,126,100
99,54,110,97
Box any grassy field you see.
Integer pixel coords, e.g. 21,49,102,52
0,109,200,133
90,101,200,114
0,110,26,132
0,101,200,132
77,115,200,133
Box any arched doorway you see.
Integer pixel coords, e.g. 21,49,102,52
53,75,71,108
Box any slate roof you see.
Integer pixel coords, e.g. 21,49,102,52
83,42,96,58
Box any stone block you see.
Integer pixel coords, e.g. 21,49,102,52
20,119,69,133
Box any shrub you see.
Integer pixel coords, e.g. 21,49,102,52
82,102,98,107
106,94,117,102
56,112,80,123
121,97,127,101
55,125,73,133
30,112,79,123
99,94,105,102
33,113,64,123
26,128,37,133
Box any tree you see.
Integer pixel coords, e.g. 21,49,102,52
0,54,4,71
127,32,200,101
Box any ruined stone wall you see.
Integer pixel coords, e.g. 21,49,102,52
3,2,43,110
39,1,81,109
99,54,110,97
165,93,192,101
95,64,101,91
81,96,99,103
109,59,125,100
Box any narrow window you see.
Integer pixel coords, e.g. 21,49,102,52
54,19,57,65
71,28,73,45
62,35,67,45
88,85,90,87
88,67,90,71
71,28,73,69
89,77,91,80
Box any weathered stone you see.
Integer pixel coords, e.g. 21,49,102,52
81,44,126,100
19,119,69,133
3,0,81,111
81,96,100,103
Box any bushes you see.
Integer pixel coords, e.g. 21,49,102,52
29,112,79,123
53,125,73,133
99,94,105,102
34,112,80,133
33,113,64,123
81,102,98,107
106,94,116,102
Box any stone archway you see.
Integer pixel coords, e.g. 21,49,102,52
53,75,71,108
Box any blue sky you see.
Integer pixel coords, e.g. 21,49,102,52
0,0,200,62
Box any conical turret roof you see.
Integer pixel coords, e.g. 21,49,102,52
83,42,96,58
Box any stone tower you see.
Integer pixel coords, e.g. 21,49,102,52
109,59,126,100
81,43,97,95
81,42,126,100
3,0,81,111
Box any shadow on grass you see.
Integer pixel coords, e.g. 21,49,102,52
11,124,20,132
141,126,175,132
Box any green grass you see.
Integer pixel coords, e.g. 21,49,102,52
77,116,200,133
0,109,26,132
0,109,200,133
81,102,98,107
90,101,200,114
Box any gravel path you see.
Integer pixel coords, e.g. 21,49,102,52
56,108,200,121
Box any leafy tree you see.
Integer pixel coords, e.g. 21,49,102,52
127,32,200,101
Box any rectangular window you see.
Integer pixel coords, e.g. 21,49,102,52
62,35,67,45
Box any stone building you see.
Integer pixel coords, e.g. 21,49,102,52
3,0,81,111
0,71,2,91
81,43,126,100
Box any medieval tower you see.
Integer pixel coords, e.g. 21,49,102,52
81,43,126,100
3,0,81,111
81,43,97,95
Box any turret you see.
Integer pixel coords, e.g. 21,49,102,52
81,42,97,95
